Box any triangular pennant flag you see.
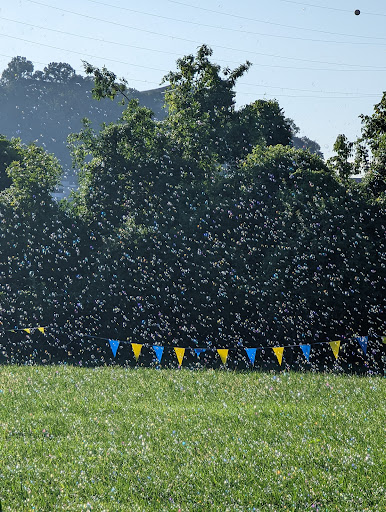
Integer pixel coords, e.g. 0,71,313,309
38,327,45,334
272,347,284,366
300,344,311,362
174,347,185,366
329,340,341,360
23,328,31,334
217,349,229,365
153,345,164,363
356,336,368,355
245,348,257,366
194,348,206,357
382,336,386,344
131,343,143,361
109,339,120,357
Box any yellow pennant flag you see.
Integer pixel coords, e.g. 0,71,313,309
217,349,229,365
23,328,31,334
174,347,185,366
38,327,45,334
329,340,341,360
131,343,143,361
272,347,284,366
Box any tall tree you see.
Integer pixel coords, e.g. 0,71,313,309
327,134,354,181
1,56,34,83
42,62,77,83
162,44,251,170
357,91,386,200
228,99,293,163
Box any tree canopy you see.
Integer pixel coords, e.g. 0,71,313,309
329,91,386,202
0,46,384,364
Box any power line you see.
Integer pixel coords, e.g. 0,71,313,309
239,82,379,97
279,0,386,17
27,0,386,47
168,0,386,37
0,45,381,99
11,9,386,70
0,16,182,58
238,90,380,99
0,33,166,73
2,29,386,80
86,0,386,42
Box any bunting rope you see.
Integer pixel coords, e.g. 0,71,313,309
1,325,385,367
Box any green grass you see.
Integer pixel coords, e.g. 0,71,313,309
0,367,384,511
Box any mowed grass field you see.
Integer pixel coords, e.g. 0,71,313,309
0,367,384,511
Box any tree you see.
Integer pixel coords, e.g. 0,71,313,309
0,135,21,191
83,61,135,102
162,45,251,169
1,140,62,208
357,92,386,200
292,135,323,158
327,134,354,181
227,99,293,164
64,47,385,348
328,92,386,201
68,99,170,227
42,62,77,83
1,56,34,83
235,144,383,341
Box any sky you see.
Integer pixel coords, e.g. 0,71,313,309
0,0,385,159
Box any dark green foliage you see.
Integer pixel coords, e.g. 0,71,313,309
329,92,386,201
162,44,251,169
327,134,354,181
2,140,62,205
0,135,21,191
358,92,386,200
0,47,384,354
83,61,135,103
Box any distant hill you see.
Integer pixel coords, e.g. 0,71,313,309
0,57,167,188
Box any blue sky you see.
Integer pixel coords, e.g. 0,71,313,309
0,0,385,158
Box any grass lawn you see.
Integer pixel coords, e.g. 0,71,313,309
0,366,384,511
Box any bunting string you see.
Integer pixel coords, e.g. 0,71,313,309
0,325,381,367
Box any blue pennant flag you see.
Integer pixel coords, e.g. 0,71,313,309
300,344,311,362
153,345,164,363
194,348,206,357
109,339,120,358
245,348,257,366
356,336,368,355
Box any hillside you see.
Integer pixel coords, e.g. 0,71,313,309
0,57,167,191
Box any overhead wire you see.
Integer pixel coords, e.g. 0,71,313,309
2,30,384,76
26,0,386,47
167,0,386,36
0,1,382,99
279,0,386,17
10,9,386,69
239,82,379,97
85,0,386,42
0,43,380,99
0,16,182,57
0,33,167,73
